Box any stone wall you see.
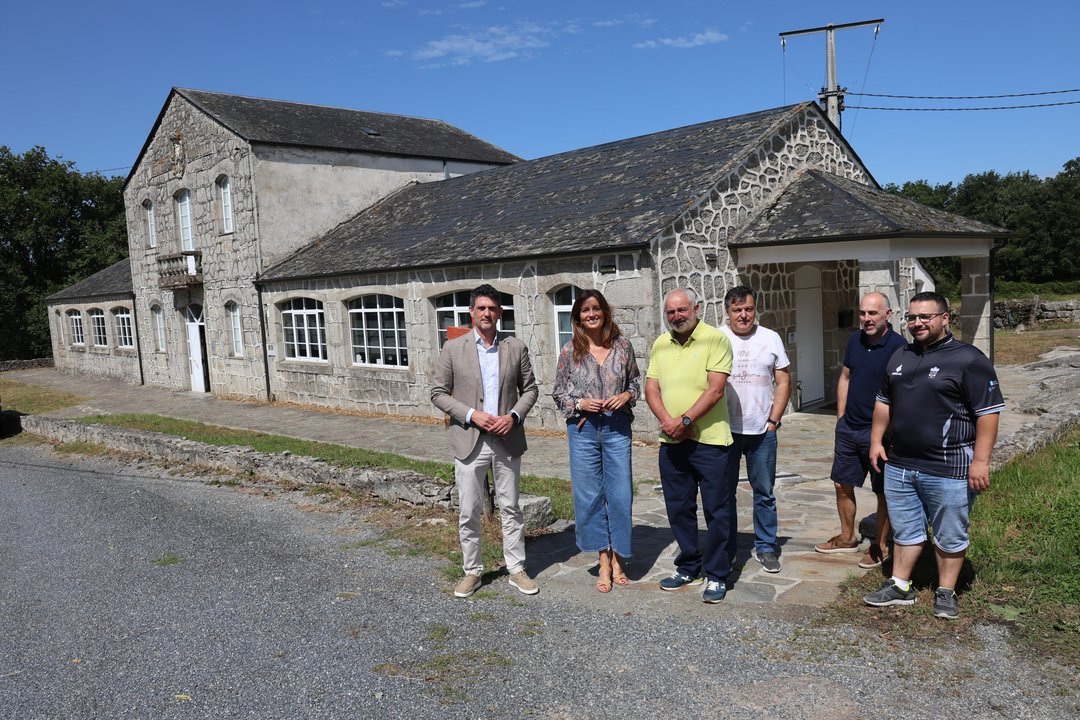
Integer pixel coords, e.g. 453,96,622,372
0,358,53,372
994,298,1080,328
46,294,141,385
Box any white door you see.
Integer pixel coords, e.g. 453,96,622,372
794,266,824,407
186,304,207,393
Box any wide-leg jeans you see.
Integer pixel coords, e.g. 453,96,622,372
659,439,732,582
567,411,634,558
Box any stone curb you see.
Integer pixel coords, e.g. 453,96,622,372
19,415,555,530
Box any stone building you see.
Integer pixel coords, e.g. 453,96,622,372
47,90,1008,433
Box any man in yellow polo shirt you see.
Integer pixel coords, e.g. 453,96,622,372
645,288,734,603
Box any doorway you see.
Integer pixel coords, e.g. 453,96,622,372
185,304,210,392
794,266,824,408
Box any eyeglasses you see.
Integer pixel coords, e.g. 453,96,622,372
904,312,945,323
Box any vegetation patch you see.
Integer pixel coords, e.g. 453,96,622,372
993,329,1080,365
0,378,83,415
372,649,512,705
151,553,185,566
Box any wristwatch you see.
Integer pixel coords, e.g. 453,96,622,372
681,415,692,427
767,418,782,429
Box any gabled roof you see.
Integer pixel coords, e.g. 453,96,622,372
47,259,133,303
261,104,815,281
125,88,519,188
732,170,1010,246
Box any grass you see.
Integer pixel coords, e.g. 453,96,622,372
993,327,1080,365
0,378,83,415
372,649,512,705
832,426,1080,668
151,553,185,566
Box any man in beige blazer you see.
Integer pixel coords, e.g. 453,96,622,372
431,284,539,598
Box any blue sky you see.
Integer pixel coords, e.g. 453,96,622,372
4,0,1078,186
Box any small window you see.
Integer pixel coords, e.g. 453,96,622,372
217,176,234,234
113,308,134,348
143,200,157,248
226,301,243,357
89,309,107,347
175,189,193,251
434,290,515,348
68,310,85,345
552,285,583,356
281,298,327,361
151,304,166,351
349,294,407,366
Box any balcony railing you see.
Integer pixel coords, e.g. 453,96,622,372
157,251,203,290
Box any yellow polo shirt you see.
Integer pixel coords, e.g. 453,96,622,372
646,320,733,446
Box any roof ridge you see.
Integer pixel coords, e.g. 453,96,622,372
175,87,445,124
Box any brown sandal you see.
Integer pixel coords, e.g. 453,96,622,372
611,558,630,586
597,566,612,593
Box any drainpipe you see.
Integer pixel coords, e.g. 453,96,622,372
131,295,145,386
256,281,273,402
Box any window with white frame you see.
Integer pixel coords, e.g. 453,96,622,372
151,304,166,351
217,176,234,234
89,309,107,347
226,301,243,357
281,298,326,361
552,285,583,356
113,308,134,348
434,290,515,348
175,189,193,251
68,310,84,345
143,200,157,248
348,294,407,367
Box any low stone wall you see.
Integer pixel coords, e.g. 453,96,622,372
0,358,54,372
994,298,1080,329
20,416,555,530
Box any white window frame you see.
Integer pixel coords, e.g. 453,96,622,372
226,301,243,357
552,285,582,358
434,290,515,348
176,189,193,251
348,294,407,367
113,308,134,348
68,311,84,345
217,176,234,234
281,298,327,361
89,309,107,347
151,304,166,351
144,200,157,248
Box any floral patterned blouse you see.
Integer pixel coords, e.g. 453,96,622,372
551,335,642,420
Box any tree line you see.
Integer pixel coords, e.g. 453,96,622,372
2,146,1078,361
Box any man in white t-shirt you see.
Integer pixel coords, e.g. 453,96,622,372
720,286,792,573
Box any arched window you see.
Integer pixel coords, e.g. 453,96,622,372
280,298,326,361
225,301,243,357
143,200,157,248
112,308,134,348
434,289,515,348
67,310,85,345
552,285,583,355
348,294,407,367
151,304,166,351
175,189,193,251
216,176,233,234
88,309,107,346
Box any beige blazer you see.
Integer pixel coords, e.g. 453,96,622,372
430,331,539,461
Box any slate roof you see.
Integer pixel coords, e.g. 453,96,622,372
47,259,133,302
177,88,518,164
261,104,813,281
733,170,1009,246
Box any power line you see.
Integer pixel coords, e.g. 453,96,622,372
849,88,1080,100
846,99,1080,111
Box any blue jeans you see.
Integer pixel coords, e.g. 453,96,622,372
726,431,778,555
567,412,633,557
884,463,976,553
658,440,732,582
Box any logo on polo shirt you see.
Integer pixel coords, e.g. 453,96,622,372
891,364,903,376
929,366,940,379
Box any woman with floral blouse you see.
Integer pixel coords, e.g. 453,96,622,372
552,289,641,593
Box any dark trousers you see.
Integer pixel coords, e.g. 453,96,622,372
659,439,732,582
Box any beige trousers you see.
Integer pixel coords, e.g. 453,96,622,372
455,435,525,576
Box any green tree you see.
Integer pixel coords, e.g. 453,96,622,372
0,146,127,360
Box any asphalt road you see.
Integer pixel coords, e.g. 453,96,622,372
1,442,1075,719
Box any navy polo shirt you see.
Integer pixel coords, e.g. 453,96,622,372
876,333,1006,479
842,324,907,429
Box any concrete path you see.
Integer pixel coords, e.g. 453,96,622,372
2,364,1046,608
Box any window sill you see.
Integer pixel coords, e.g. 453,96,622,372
278,360,331,374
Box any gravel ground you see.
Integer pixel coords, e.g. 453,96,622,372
1,442,1075,719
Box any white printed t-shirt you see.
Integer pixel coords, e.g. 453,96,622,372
720,324,790,435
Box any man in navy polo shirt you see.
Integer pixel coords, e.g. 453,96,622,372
864,291,1004,619
815,292,906,568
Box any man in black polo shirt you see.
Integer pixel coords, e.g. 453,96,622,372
864,292,1005,619
815,292,906,568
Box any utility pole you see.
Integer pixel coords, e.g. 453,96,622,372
780,19,884,130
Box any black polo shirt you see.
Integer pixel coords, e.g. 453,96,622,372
876,333,1005,478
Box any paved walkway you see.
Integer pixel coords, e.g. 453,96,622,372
2,365,1042,608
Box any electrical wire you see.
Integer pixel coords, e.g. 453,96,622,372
846,99,1080,111
849,88,1080,99
846,24,880,140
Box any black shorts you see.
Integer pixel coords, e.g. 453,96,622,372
831,416,885,493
